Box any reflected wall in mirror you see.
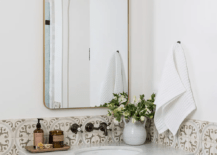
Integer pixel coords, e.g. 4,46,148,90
43,0,129,109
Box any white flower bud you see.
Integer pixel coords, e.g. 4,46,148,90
117,105,125,111
123,112,129,116
140,116,145,121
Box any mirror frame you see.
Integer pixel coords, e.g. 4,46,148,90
43,0,130,109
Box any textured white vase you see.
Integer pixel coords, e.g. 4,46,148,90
123,117,147,146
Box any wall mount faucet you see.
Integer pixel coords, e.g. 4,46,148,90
71,124,83,134
85,122,111,136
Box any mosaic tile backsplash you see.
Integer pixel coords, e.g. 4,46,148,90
0,115,215,155
0,115,151,155
151,119,217,155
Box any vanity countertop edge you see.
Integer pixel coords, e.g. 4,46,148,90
19,142,194,155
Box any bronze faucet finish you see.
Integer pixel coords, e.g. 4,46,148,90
85,122,111,136
71,124,83,134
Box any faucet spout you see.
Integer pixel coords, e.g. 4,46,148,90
99,122,111,136
104,128,108,136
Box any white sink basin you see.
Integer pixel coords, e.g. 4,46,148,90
19,143,193,155
73,146,143,155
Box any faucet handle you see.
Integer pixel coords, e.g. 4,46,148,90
78,124,83,133
71,124,83,134
107,123,112,131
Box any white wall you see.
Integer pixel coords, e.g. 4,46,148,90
152,0,217,122
0,0,144,120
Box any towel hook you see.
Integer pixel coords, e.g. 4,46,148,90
177,41,181,44
117,50,119,53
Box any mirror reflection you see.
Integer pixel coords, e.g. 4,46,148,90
44,0,129,109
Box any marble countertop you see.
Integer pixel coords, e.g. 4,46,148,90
19,142,194,155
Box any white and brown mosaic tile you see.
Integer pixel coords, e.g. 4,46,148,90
0,121,14,155
158,129,175,147
146,119,158,143
152,119,217,155
1,115,217,155
0,115,124,155
177,120,200,153
201,123,217,155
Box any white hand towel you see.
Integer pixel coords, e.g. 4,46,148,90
99,52,126,106
154,43,196,135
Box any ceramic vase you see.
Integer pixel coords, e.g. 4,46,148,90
123,117,147,145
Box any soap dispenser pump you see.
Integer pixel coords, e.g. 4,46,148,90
34,118,44,149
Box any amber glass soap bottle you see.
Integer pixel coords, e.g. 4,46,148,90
33,118,44,149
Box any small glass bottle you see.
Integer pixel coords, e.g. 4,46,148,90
33,119,44,149
49,130,64,148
